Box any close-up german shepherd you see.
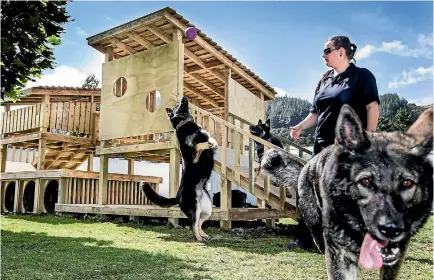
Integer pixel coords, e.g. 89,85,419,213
261,105,433,280
141,96,218,241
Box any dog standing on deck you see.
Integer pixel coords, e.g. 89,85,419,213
261,105,433,280
249,119,284,177
141,96,218,241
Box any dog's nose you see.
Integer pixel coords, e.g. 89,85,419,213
378,223,404,239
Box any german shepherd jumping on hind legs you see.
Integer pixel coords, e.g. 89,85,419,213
261,104,433,280
141,96,218,241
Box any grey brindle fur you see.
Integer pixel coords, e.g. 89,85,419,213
261,104,433,280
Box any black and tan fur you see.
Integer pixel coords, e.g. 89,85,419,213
261,105,433,279
249,119,284,177
141,96,218,241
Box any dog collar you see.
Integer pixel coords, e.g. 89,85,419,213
176,119,193,130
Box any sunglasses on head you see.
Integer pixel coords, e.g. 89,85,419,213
323,47,337,55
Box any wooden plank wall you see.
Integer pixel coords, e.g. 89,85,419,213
63,178,158,205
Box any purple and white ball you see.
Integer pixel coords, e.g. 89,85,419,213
185,27,197,40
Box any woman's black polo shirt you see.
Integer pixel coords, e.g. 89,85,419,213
310,63,380,149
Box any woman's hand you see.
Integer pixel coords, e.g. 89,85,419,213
289,124,303,140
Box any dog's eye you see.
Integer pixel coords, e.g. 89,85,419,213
359,178,372,187
400,179,414,190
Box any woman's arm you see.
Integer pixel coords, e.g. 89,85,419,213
299,112,318,130
366,101,379,132
289,113,318,140
360,69,380,132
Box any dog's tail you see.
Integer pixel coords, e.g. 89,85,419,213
260,148,304,190
141,182,178,207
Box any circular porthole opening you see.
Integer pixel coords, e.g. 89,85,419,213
44,180,59,214
145,90,162,113
23,181,36,213
113,77,127,97
4,182,16,212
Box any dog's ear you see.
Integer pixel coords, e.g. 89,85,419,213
166,108,173,118
407,106,433,137
181,96,189,109
257,119,262,125
265,119,270,128
335,104,369,153
407,106,433,157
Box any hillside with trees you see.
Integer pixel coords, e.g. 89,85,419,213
266,93,430,146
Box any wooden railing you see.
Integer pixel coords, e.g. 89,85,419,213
5,146,38,163
188,101,306,211
229,113,312,158
1,102,98,136
62,177,158,205
1,104,43,134
48,102,96,135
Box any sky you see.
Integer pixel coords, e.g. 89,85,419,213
28,1,434,106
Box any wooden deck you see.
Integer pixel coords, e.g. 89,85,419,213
55,204,293,220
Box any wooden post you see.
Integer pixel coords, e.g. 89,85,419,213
1,144,7,173
173,26,184,99
13,180,22,213
1,105,10,173
220,126,232,229
33,179,44,214
37,139,47,170
168,132,180,227
98,140,109,205
224,67,231,122
87,155,94,172
40,95,50,132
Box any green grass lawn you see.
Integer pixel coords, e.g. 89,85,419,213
1,214,432,280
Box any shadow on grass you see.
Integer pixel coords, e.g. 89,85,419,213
4,214,316,256
2,230,210,280
405,256,433,265
2,213,96,225
111,217,319,256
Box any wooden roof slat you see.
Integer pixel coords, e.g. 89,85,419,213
146,25,225,83
163,11,275,99
128,31,154,49
184,83,219,107
110,38,136,54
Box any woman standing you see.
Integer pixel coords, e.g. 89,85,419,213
290,36,380,156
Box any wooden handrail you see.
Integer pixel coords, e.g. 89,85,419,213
229,113,312,155
186,101,307,165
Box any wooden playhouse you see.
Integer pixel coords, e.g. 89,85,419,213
1,7,310,228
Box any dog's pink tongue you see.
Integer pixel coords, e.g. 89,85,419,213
359,233,388,270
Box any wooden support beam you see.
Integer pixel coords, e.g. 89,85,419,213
184,82,219,107
1,145,7,173
168,132,180,227
163,12,275,99
128,31,154,49
98,140,109,205
146,25,225,83
110,38,136,54
185,72,225,99
224,67,231,121
186,60,224,74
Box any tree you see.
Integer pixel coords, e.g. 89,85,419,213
82,74,100,89
393,107,413,132
1,0,71,101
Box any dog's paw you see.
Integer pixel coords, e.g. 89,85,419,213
208,137,218,151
